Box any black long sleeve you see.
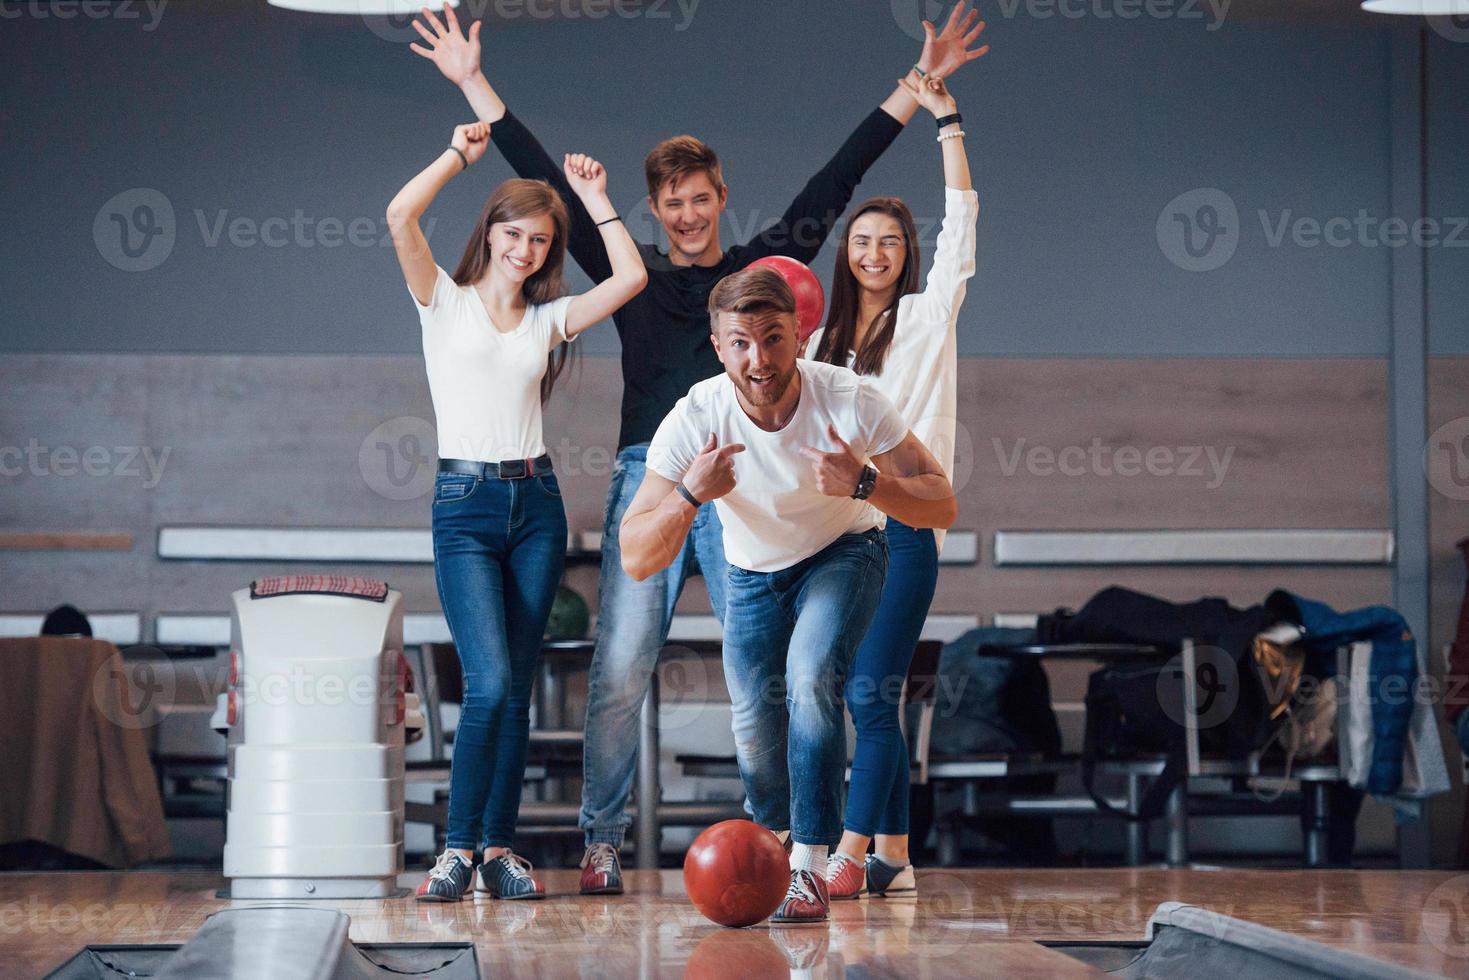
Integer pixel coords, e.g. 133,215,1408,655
492,105,906,451
727,107,906,268
490,109,614,284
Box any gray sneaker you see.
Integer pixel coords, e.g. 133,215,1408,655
476,852,546,900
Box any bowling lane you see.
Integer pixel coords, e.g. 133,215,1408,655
3,868,1466,978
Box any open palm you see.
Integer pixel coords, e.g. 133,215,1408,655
917,2,989,80
410,6,482,86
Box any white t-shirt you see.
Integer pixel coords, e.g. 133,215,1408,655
412,265,575,463
805,186,977,553
646,359,910,573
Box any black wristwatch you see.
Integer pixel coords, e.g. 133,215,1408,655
852,464,878,501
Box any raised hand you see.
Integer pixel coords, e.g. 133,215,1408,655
410,5,482,87
899,73,959,118
682,433,744,503
563,153,608,199
451,122,491,167
799,424,866,497
915,2,989,80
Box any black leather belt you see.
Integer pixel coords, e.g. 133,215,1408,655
437,455,553,480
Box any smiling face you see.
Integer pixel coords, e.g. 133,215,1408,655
650,170,727,266
845,211,908,298
712,309,800,409
485,212,556,286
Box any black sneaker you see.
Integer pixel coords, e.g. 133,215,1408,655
579,842,624,895
414,849,474,902
864,854,917,897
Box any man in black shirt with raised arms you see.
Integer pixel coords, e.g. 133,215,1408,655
410,2,988,895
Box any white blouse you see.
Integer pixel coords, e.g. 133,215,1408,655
806,186,979,553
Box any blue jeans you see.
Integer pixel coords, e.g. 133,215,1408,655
722,529,888,846
432,468,567,851
843,519,938,838
580,444,728,847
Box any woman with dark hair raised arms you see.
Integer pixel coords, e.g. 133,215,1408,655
387,121,646,902
806,70,980,901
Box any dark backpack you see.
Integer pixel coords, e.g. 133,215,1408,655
1042,587,1278,821
1080,657,1188,821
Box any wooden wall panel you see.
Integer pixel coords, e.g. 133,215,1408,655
0,355,1402,642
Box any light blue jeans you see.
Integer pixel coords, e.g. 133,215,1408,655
579,444,727,847
722,529,889,846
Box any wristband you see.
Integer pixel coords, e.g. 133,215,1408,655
595,215,622,227
935,112,963,129
448,146,470,171
675,482,701,509
911,63,927,78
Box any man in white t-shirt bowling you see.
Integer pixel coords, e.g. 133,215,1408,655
619,266,957,924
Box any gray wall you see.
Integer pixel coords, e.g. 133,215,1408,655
5,2,1454,358
1427,32,1469,356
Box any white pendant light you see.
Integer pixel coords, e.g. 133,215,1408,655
267,0,459,14
1361,0,1469,14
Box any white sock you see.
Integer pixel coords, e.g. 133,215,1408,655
790,842,827,876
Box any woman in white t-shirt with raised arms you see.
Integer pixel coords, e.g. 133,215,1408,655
806,71,981,902
387,121,647,902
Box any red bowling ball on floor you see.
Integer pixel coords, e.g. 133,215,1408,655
682,820,789,928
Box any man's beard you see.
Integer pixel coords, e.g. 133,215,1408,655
733,363,796,407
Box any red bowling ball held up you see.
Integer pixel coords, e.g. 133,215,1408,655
747,255,826,344
682,820,789,928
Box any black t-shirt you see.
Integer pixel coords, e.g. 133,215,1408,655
491,108,904,451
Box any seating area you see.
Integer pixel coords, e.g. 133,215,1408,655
0,522,1434,872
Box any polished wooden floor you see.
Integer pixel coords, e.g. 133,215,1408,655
2,867,1466,978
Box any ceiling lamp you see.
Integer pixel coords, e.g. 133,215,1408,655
267,0,459,13
1361,0,1469,13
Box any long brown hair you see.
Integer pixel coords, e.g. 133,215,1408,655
450,178,574,404
813,197,921,377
